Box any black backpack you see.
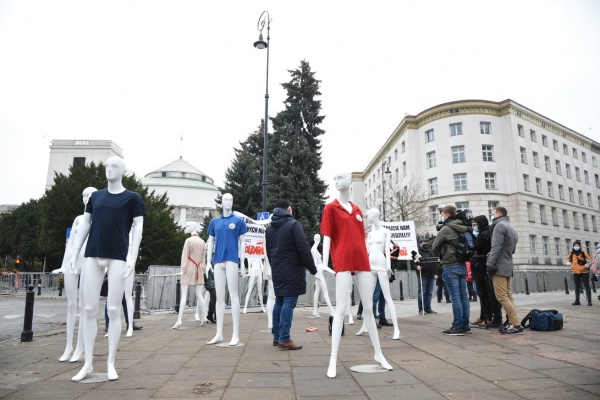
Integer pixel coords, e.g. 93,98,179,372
454,231,475,262
521,309,563,331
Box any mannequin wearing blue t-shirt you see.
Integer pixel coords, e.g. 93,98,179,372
68,157,146,382
206,193,247,346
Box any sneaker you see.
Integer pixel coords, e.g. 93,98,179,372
463,327,472,334
489,321,501,329
379,318,392,326
443,327,464,336
446,299,452,303
500,325,524,335
356,313,362,320
572,300,581,306
425,310,437,314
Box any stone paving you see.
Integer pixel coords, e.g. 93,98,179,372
0,292,599,399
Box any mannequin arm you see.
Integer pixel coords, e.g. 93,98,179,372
206,236,214,272
124,216,143,279
385,230,392,277
322,235,332,271
69,212,92,275
239,234,247,276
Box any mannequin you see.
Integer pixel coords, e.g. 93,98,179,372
243,258,266,313
69,156,146,382
172,221,207,329
54,186,97,362
206,193,247,346
263,253,275,328
356,209,400,339
311,234,334,317
321,170,393,378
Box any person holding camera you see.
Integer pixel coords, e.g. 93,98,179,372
431,205,470,336
567,241,592,306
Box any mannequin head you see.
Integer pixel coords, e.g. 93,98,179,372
105,157,126,182
333,170,351,192
222,193,233,212
313,234,321,245
184,221,199,234
82,187,97,206
366,208,380,225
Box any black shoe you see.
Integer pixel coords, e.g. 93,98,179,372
588,302,592,306
133,323,143,330
437,299,441,303
446,299,452,303
572,300,581,305
356,313,362,320
463,327,472,334
425,310,437,314
443,327,464,336
379,318,392,326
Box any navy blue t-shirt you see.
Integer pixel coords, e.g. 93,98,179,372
84,189,147,261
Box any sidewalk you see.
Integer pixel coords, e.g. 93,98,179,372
1,292,599,399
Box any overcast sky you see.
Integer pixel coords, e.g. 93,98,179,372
1,0,599,207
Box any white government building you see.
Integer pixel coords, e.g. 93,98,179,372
45,140,218,228
352,99,600,270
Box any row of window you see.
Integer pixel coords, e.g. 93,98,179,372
429,201,499,225
519,147,595,185
522,174,596,208
526,202,597,232
427,173,497,193
424,121,491,143
529,236,598,260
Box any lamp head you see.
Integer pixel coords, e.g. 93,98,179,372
254,33,267,49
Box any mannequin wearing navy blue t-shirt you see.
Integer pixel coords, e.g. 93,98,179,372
68,157,146,382
206,193,247,346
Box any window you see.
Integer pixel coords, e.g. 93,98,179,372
582,152,587,163
394,149,398,161
485,172,496,189
540,205,547,224
530,130,536,142
535,178,542,194
554,238,561,257
542,135,548,147
565,239,572,254
368,178,371,188
402,141,406,153
450,123,463,136
573,212,580,230
452,146,465,163
547,181,554,198
563,144,568,155
402,161,407,177
454,173,467,191
488,201,498,220
558,184,564,200
518,124,524,137
527,202,535,222
533,152,539,168
530,235,537,256
555,160,561,175
553,139,559,151
584,170,590,184
563,210,569,228
428,178,438,195
456,202,470,211
480,122,491,134
523,174,530,191
594,156,598,167
592,216,598,232
551,207,558,226
520,147,527,164
544,156,551,172
575,167,581,181
482,145,494,161
426,151,436,168
542,236,549,256
583,214,589,231
425,129,435,143
430,206,439,225
568,187,574,202
395,168,399,183
566,164,571,178
73,157,86,167
372,173,375,183
573,148,578,159
578,190,584,205
588,193,593,207
596,174,600,188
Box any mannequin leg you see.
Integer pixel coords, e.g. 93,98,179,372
208,263,226,344
104,260,127,380
72,258,104,382
244,276,257,313
328,272,352,378
313,281,321,317
225,262,241,345
194,285,207,325
59,270,78,361
356,272,392,371
346,289,354,325
257,277,265,312
320,279,335,315
356,272,377,336
172,285,189,329
125,273,134,337
70,272,85,362
378,271,400,339
266,280,275,329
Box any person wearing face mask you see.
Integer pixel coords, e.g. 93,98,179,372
411,238,437,315
590,244,600,288
567,241,592,306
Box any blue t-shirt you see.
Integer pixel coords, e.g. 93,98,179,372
208,214,248,265
84,189,147,261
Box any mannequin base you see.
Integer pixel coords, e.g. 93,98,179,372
71,364,94,382
71,372,109,383
207,335,223,345
215,342,244,348
350,365,393,374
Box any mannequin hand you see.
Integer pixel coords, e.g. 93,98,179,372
123,262,134,279
181,267,186,275
69,255,79,275
434,274,438,280
387,269,393,279
240,268,247,277
51,267,63,274
417,266,422,271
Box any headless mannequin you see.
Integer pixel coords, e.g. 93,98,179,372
172,221,208,329
322,171,393,378
311,234,335,317
54,187,97,362
206,193,247,346
243,258,266,313
356,209,400,339
69,157,145,382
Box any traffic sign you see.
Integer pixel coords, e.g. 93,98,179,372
257,212,270,221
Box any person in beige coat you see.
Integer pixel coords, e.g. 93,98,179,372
172,221,207,329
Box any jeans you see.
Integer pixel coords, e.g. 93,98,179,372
105,294,128,329
272,295,298,343
442,264,470,330
417,276,435,312
437,276,450,301
372,279,386,318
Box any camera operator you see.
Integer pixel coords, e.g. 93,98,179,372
431,205,470,336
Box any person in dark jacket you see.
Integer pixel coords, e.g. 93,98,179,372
204,269,216,323
470,215,502,328
411,238,438,314
265,199,317,350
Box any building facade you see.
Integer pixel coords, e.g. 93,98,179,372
353,99,600,270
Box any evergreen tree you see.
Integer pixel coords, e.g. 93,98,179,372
269,60,327,238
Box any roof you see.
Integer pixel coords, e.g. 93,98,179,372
143,157,215,185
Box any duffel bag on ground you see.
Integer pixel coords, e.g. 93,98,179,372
520,309,563,331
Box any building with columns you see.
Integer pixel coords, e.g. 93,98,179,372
353,99,600,270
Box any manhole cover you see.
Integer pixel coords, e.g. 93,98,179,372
193,382,216,395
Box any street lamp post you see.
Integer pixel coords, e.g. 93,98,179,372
381,157,392,221
254,11,271,212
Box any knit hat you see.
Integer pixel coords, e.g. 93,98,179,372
274,199,290,210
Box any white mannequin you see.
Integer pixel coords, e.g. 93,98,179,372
311,234,334,317
69,157,144,382
263,252,275,328
54,186,97,362
356,209,400,339
243,258,266,313
172,221,207,329
322,170,393,378
206,193,246,346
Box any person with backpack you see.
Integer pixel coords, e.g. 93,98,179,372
431,205,471,336
567,241,592,306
